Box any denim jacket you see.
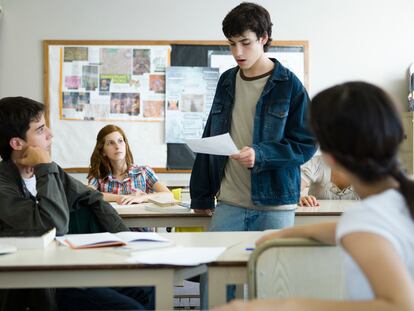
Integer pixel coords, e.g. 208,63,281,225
190,59,317,209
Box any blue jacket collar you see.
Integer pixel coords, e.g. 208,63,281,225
222,58,288,88
222,58,288,100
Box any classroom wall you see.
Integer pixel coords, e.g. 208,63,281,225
1,0,414,103
0,0,414,175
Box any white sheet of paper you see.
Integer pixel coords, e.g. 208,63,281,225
126,246,226,266
113,241,174,254
184,133,238,156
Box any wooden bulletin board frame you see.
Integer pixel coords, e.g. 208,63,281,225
43,40,309,173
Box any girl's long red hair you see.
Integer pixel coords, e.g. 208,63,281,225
88,124,134,181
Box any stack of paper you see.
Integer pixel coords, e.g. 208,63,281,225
127,246,226,265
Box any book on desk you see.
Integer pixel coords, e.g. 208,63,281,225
0,227,56,249
148,193,180,207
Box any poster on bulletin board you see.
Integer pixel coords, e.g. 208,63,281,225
44,40,309,172
165,66,220,143
60,46,169,122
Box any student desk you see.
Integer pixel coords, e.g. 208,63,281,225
0,227,353,309
0,242,205,310
114,204,211,230
0,231,258,310
115,199,355,229
295,199,355,225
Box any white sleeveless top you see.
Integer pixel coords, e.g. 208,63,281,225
336,189,414,299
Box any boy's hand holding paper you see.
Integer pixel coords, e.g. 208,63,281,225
230,146,255,168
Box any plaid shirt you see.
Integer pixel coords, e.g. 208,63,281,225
89,165,158,195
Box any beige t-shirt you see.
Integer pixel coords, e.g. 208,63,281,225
301,155,359,200
218,69,295,211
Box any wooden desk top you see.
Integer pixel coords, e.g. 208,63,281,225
113,203,210,218
0,242,178,271
114,200,357,218
0,232,260,271
295,200,356,216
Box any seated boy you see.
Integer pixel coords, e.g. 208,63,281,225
0,97,154,310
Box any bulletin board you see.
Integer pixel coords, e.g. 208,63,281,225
43,40,309,173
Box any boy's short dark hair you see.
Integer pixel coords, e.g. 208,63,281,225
0,97,45,160
222,2,273,52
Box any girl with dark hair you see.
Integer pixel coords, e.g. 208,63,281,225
216,82,414,311
88,124,170,205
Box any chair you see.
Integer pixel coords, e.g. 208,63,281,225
68,206,103,234
248,238,345,300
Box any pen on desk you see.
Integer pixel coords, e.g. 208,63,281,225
245,247,255,251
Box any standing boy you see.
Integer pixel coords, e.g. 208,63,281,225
190,2,316,231
0,97,154,310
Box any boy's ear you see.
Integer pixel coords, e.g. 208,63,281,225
9,137,25,151
259,32,269,46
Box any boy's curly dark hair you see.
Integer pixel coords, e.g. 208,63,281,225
222,2,273,52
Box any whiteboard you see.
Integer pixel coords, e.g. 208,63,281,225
209,46,307,88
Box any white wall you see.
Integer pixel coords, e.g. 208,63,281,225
1,0,414,178
1,0,414,106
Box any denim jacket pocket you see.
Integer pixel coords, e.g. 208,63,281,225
263,103,290,141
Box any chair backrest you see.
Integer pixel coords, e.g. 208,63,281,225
68,206,103,234
248,238,345,300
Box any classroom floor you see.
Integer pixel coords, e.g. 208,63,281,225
174,280,200,310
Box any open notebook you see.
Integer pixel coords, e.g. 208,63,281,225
56,231,171,249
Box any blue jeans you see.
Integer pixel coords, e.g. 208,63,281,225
209,202,295,231
200,203,295,309
56,287,155,310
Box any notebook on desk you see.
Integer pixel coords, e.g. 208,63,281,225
148,193,180,207
56,231,171,249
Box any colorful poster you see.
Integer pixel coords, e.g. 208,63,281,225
165,67,220,143
60,45,170,121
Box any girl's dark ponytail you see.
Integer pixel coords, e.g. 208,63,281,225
310,81,414,221
390,168,414,220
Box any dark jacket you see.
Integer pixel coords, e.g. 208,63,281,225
0,160,129,311
0,160,128,234
190,59,316,209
